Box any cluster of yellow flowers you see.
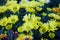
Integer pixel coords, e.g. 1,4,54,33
17,14,58,39
38,20,58,38
0,0,45,13
0,0,60,39
0,15,18,30
18,14,41,32
39,20,57,34
0,0,60,14
40,20,58,32
0,0,20,13
20,0,43,13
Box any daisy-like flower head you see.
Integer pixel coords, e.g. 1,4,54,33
18,22,34,32
0,6,7,13
5,23,12,30
39,23,48,34
17,26,25,32
0,17,8,26
23,14,31,22
48,20,57,32
49,32,55,38
23,22,34,32
8,15,18,24
6,0,20,13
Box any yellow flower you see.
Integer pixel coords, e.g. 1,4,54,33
38,21,43,26
6,1,17,7
0,17,8,26
5,24,12,30
0,6,7,13
48,20,57,32
18,14,41,32
17,26,25,32
39,23,48,34
31,15,41,29
23,14,30,22
8,15,18,24
6,1,20,13
49,32,55,38
23,22,34,32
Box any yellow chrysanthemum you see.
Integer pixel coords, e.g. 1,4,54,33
6,1,20,13
0,6,7,13
8,15,18,24
0,17,8,26
5,24,12,30
48,20,57,32
24,22,34,32
39,23,48,34
23,14,30,22
18,14,41,32
17,26,25,32
49,32,55,38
